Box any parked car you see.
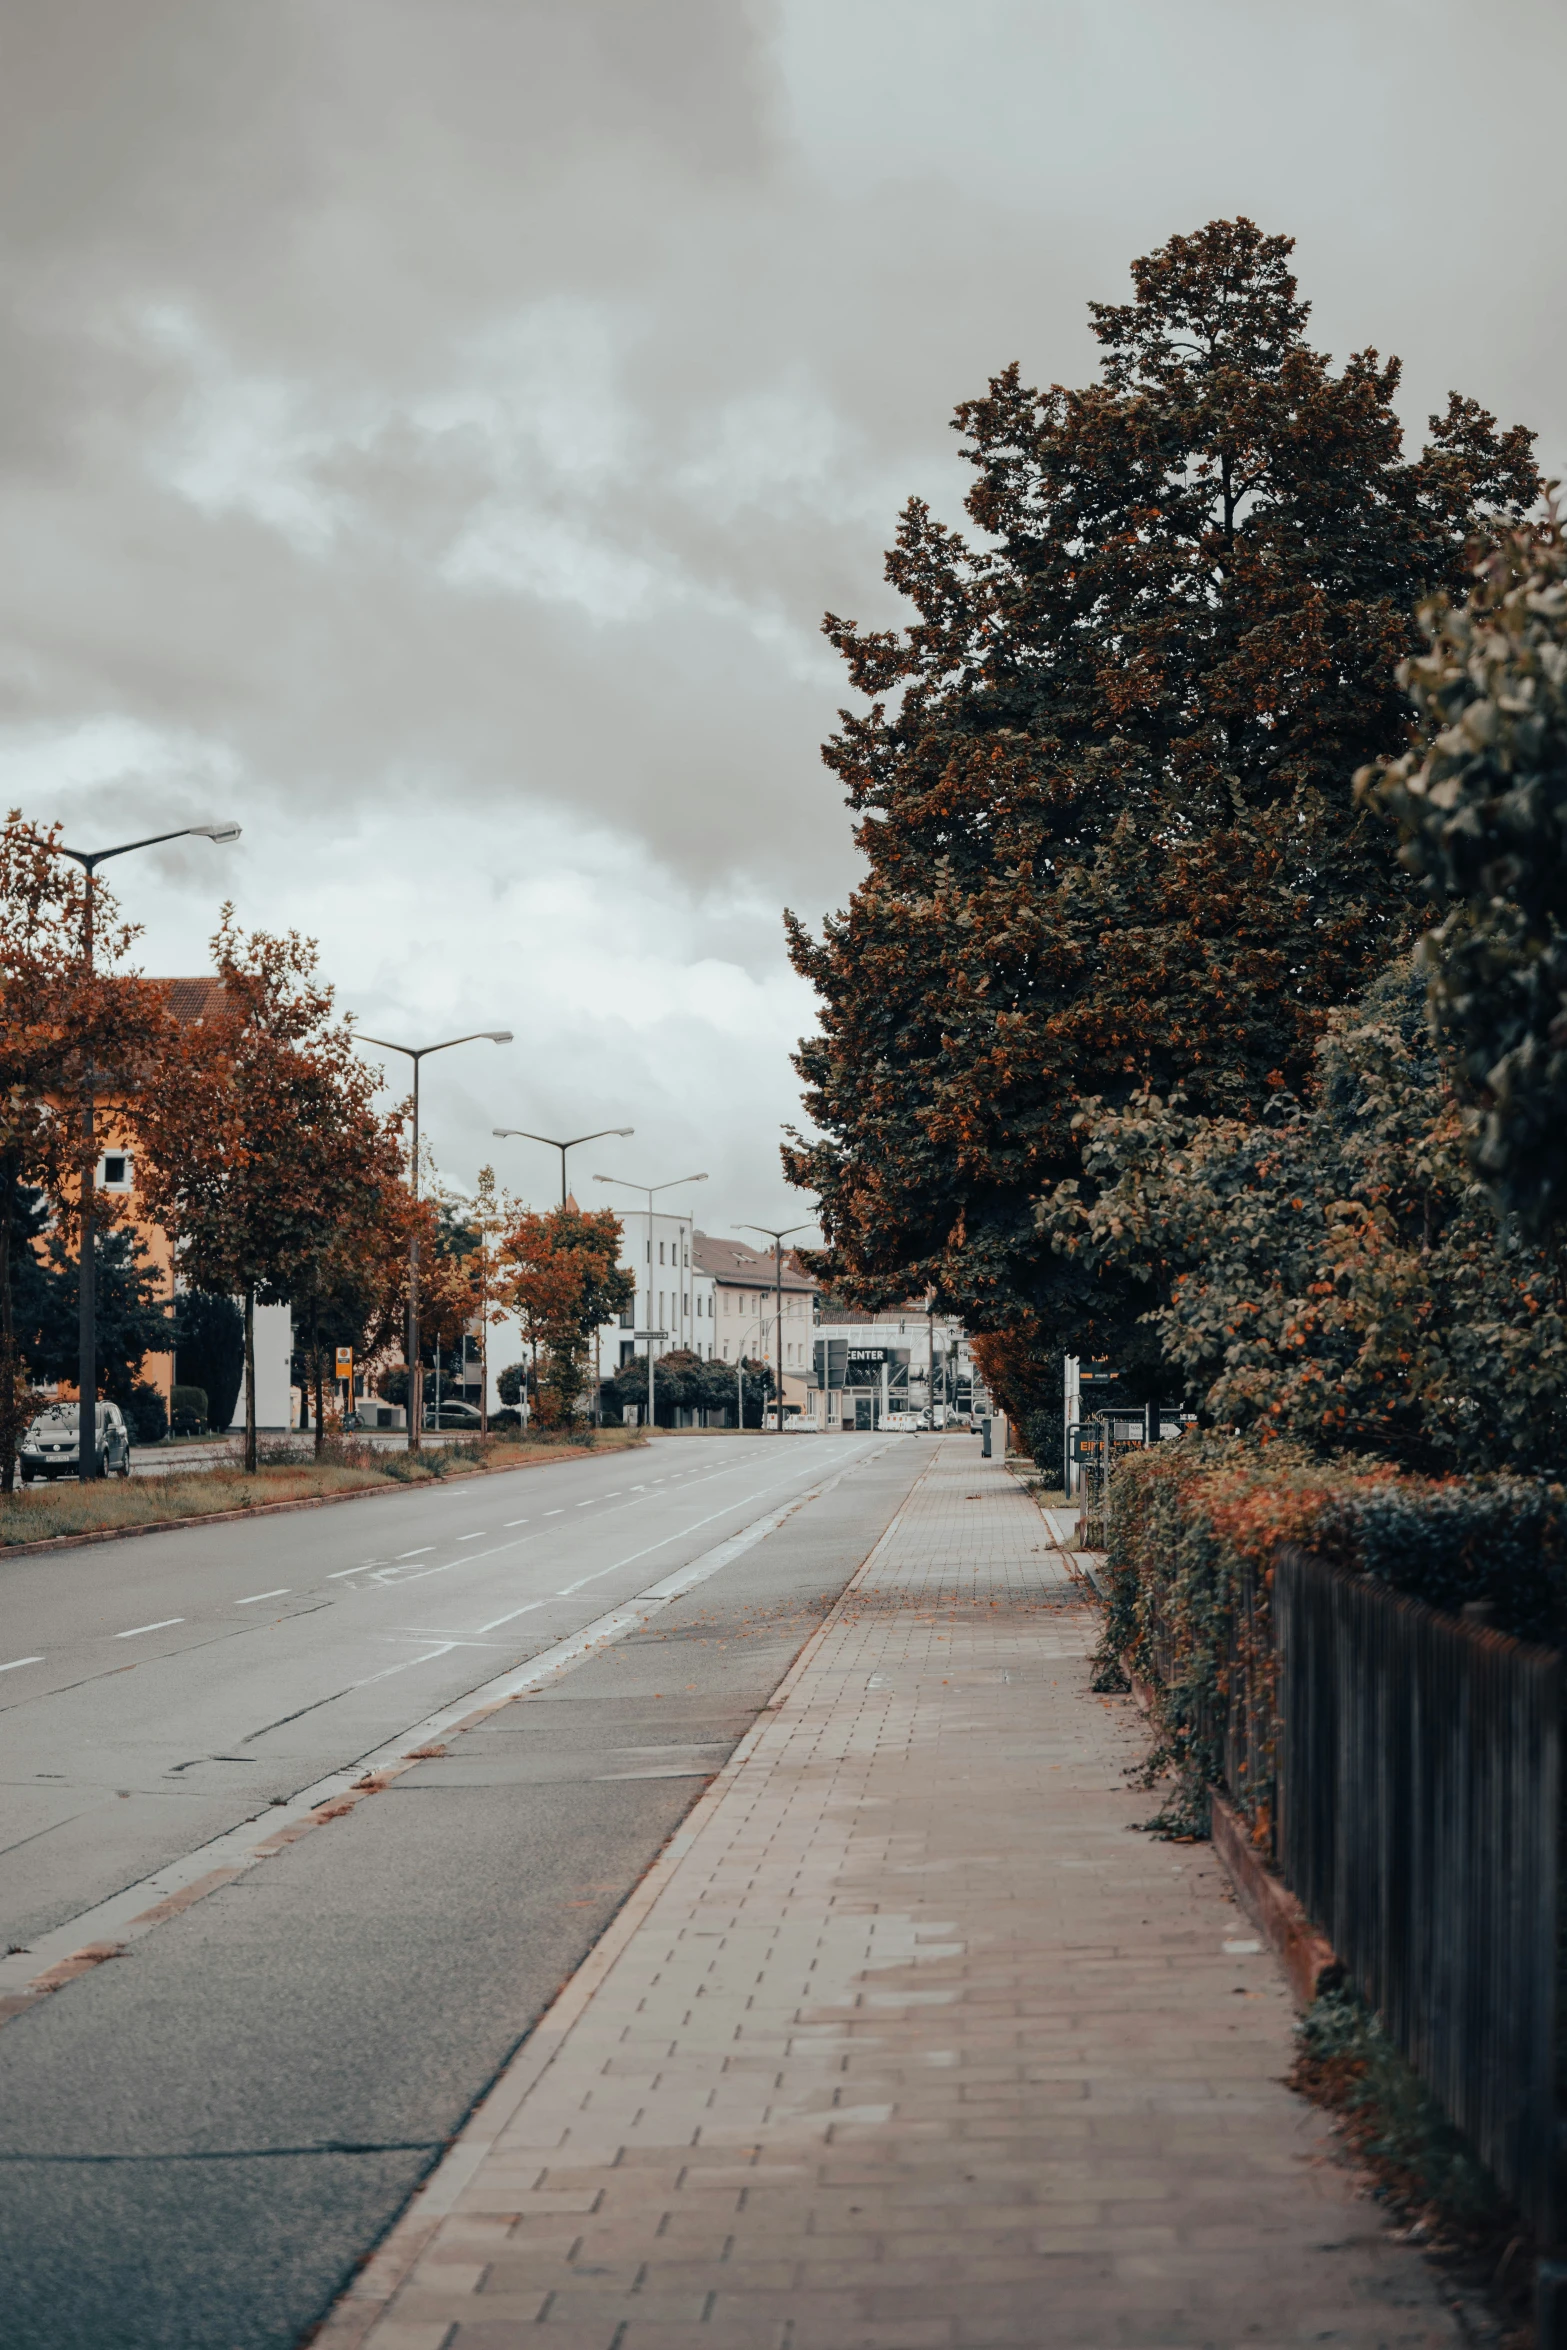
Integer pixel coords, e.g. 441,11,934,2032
20,1401,132,1481
423,1399,482,1430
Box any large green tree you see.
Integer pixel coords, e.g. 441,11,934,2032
1038,956,1567,1473
785,218,1537,1383
1359,514,1567,1250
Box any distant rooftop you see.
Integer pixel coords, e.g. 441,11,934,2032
148,976,232,1025
692,1231,819,1290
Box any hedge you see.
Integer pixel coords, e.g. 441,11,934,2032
1099,1436,1566,1830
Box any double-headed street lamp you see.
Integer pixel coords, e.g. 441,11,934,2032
593,1170,707,1433
492,1126,633,1209
735,1223,810,1433
33,822,242,1483
355,1029,512,1448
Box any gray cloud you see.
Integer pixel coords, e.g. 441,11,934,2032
2,0,1562,1225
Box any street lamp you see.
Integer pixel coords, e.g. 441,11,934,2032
735,1224,811,1433
354,1029,512,1448
32,822,242,1483
593,1171,707,1434
492,1126,633,1209
733,1314,771,1433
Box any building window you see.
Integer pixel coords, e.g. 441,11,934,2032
99,1153,133,1191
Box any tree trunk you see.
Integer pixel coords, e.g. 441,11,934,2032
312,1306,324,1457
244,1284,258,1474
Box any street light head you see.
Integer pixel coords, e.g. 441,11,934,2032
485,1031,514,1044
190,821,242,844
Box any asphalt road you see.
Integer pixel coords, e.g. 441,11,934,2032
0,1428,930,2350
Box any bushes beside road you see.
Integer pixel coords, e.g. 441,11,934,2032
1099,1435,1567,1825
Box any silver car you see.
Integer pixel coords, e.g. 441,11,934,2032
20,1402,132,1482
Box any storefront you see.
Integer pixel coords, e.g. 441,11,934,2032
812,1338,911,1429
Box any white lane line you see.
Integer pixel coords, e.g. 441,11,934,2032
383,1632,504,1649
500,1451,881,1624
337,1439,871,1614
469,1599,546,1635
456,1533,486,1542
236,1589,290,1606
0,1656,43,1674
0,1439,895,2006
575,1499,595,1507
114,1618,185,1640
397,1547,434,1559
503,1518,528,1527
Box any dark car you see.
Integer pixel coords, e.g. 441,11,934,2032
20,1401,132,1481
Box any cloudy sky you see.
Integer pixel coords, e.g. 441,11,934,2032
4,0,1563,1234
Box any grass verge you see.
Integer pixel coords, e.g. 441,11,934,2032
0,1426,646,1551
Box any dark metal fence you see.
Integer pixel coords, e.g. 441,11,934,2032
1273,1545,1561,2241
1217,1551,1276,1844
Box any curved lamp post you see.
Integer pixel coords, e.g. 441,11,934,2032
593,1171,707,1433
33,821,242,1482
354,1029,512,1448
492,1126,633,1210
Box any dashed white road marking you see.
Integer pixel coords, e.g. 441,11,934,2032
397,1546,434,1560
0,1439,893,2005
236,1589,290,1606
0,1655,43,1674
115,1618,184,1640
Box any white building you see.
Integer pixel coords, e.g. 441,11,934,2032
694,1235,819,1418
587,1227,823,1422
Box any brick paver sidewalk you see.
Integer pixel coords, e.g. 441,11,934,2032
323,1439,1454,2350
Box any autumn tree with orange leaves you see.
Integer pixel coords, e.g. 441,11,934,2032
785,219,1538,1428
137,913,404,1471
501,1205,633,1430
0,817,171,1485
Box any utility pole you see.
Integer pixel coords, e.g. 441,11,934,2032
735,1224,809,1431
355,1029,512,1447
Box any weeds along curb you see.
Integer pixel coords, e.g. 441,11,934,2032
0,1438,647,1565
